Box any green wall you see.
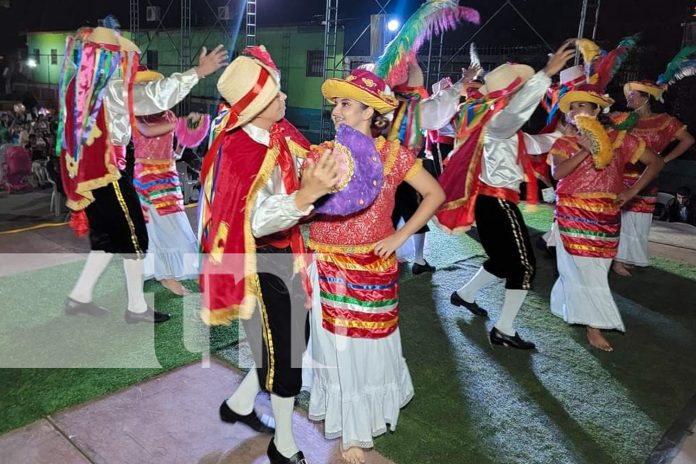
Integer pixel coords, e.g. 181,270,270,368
25,26,345,112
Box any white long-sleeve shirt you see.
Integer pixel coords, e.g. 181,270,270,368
422,71,558,191
105,69,200,146
243,123,313,239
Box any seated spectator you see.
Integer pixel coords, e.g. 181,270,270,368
662,186,696,226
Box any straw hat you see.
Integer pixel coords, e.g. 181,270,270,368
623,80,666,101
321,69,399,114
85,26,140,53
559,65,586,87
559,83,615,113
479,63,534,97
134,65,164,84
216,46,281,130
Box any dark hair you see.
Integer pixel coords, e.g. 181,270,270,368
676,186,691,197
358,102,391,132
580,102,612,126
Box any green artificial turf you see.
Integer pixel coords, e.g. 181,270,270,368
0,258,238,434
370,213,696,464
2,208,696,464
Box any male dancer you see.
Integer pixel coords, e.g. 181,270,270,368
199,46,339,464
424,42,575,349
60,18,227,323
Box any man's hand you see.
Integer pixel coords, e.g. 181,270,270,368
407,56,425,88
543,40,576,77
462,62,483,83
295,149,342,211
195,45,229,79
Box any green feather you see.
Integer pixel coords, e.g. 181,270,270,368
657,46,696,85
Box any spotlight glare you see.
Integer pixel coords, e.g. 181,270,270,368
387,19,400,32
26,58,37,68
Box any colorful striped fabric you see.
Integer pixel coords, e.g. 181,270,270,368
316,251,399,339
555,194,621,258
133,160,184,221
622,171,658,214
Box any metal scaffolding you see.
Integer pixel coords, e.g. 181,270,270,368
320,0,446,140
246,0,257,47
320,0,340,141
575,0,602,64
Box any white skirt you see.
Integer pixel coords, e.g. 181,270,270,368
143,205,199,281
615,210,652,267
307,263,414,449
550,227,625,331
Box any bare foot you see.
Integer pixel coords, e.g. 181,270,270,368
160,278,190,296
612,261,632,277
586,327,613,352
340,445,366,464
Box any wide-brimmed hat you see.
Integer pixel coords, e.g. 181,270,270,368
134,65,164,84
85,26,140,53
216,45,281,130
321,69,399,114
479,63,534,97
559,83,615,113
623,80,666,101
560,65,586,87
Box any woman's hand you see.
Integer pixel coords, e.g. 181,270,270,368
373,232,407,259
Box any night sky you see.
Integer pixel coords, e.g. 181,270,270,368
0,0,693,73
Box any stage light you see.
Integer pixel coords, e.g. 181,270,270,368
26,58,37,68
387,19,400,32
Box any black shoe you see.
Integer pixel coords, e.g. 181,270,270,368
219,400,275,434
489,327,536,350
64,297,109,317
124,307,171,324
412,260,436,275
450,291,488,317
267,438,308,464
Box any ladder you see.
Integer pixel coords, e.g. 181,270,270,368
129,0,140,48
320,0,340,142
246,0,257,47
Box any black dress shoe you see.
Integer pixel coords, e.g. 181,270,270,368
219,400,275,434
450,291,488,317
64,297,109,317
412,260,436,275
489,327,536,350
124,307,171,324
267,438,308,464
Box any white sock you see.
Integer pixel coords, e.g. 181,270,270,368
123,258,147,313
271,394,299,458
226,369,260,415
413,233,426,265
69,251,113,303
456,267,496,303
494,289,528,336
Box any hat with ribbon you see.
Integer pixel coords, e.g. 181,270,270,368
479,63,535,98
216,45,281,130
321,69,399,114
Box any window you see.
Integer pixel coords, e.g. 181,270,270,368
33,49,40,64
146,50,158,70
306,50,324,77
50,49,58,65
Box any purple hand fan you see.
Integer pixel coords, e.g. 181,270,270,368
313,124,384,216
